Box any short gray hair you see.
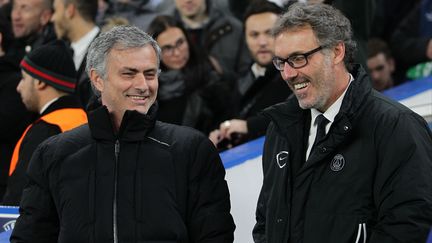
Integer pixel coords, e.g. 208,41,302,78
272,3,356,71
86,25,161,95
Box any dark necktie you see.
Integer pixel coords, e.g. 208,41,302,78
312,114,329,153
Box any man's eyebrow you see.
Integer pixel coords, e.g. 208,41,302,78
144,68,159,73
120,67,139,73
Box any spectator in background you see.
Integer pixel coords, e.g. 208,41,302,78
0,9,35,199
7,0,56,65
2,41,87,205
11,25,235,242
391,0,432,81
209,0,291,150
51,0,99,108
148,15,234,134
173,0,251,77
0,0,9,7
367,38,395,91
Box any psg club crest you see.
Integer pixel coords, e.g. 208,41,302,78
330,154,345,172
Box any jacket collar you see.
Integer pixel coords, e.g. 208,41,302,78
88,102,158,142
40,95,82,116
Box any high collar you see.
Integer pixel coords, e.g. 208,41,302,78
263,64,371,134
88,102,158,142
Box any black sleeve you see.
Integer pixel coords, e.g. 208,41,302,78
246,113,271,139
10,139,60,243
370,112,432,242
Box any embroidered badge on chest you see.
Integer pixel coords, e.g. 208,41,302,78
276,151,289,169
330,154,345,172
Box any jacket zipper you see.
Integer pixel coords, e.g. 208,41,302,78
113,140,120,243
354,223,367,243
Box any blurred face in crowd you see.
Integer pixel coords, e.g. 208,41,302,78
51,0,70,40
91,45,159,127
17,71,39,112
11,0,52,38
367,53,394,91
274,27,339,112
175,0,206,19
0,0,10,7
245,12,278,67
157,27,190,70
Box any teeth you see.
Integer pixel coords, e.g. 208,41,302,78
127,95,146,100
294,82,308,90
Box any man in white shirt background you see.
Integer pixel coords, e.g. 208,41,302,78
51,0,100,108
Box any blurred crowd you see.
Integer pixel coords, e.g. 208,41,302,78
0,0,431,204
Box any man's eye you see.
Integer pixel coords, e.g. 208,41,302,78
249,32,259,38
145,73,156,79
290,55,305,63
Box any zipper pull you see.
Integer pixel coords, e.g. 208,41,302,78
115,140,120,157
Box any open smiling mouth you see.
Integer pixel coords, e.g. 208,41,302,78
294,82,309,90
126,95,147,100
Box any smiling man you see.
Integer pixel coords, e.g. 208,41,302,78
253,3,432,243
11,25,235,243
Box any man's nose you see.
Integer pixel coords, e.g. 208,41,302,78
282,62,298,80
135,73,149,89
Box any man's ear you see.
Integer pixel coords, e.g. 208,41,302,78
40,9,53,26
90,69,104,93
332,42,346,65
388,57,395,73
65,2,76,18
34,79,48,90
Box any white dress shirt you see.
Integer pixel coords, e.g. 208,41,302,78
71,26,100,70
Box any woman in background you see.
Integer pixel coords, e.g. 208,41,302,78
148,15,234,134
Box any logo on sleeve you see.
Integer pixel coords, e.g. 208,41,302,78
330,154,345,172
276,151,289,169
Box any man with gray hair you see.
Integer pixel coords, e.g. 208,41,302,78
253,3,432,243
11,25,235,243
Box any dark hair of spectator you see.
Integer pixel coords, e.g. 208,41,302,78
64,0,98,22
147,15,210,94
243,0,283,23
367,38,393,60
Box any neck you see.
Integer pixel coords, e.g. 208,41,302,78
181,14,208,29
321,68,351,112
69,19,96,43
38,90,66,112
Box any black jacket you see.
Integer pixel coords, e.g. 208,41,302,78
253,65,432,243
174,4,251,76
11,104,235,242
236,65,291,140
2,95,83,205
157,67,233,134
